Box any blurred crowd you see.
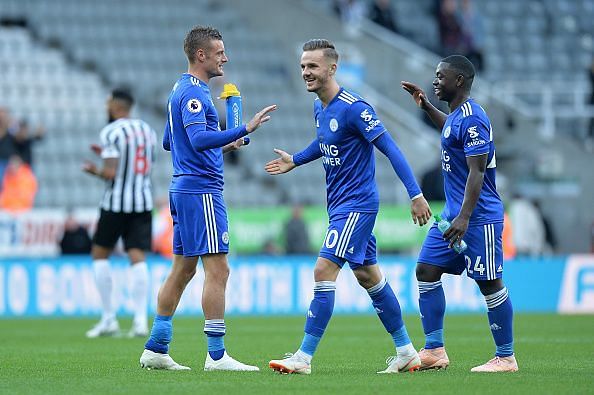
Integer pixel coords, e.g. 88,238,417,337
333,0,485,71
0,106,44,213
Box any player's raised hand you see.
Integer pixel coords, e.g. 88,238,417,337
410,195,432,226
90,144,102,156
265,148,296,175
246,105,277,133
401,81,429,110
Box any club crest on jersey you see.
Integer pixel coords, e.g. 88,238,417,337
187,98,202,113
222,231,229,244
443,126,451,138
329,118,338,132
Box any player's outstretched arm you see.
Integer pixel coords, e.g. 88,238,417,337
187,105,275,152
265,149,296,175
246,105,277,133
401,81,447,130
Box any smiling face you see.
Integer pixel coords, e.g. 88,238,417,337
202,39,228,79
433,61,461,103
300,49,336,93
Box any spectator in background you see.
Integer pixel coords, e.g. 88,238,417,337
502,212,516,260
532,200,557,254
333,0,366,37
509,194,546,257
262,238,281,255
0,108,17,182
152,197,173,259
438,0,467,56
0,154,38,213
458,0,485,72
60,211,92,254
13,119,45,168
284,204,311,254
420,161,445,201
368,0,399,34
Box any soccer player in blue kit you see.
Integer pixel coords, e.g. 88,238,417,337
265,39,432,374
402,55,518,372
139,26,276,371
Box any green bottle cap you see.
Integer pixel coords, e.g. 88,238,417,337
434,214,442,222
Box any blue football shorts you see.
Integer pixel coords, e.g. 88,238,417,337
319,211,377,270
418,222,504,281
169,191,229,257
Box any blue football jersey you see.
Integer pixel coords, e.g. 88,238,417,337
440,98,504,225
314,88,386,216
164,74,223,193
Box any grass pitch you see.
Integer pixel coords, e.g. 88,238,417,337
1,314,593,394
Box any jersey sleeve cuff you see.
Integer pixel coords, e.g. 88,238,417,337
411,193,424,201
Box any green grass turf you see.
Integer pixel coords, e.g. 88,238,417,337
1,314,593,394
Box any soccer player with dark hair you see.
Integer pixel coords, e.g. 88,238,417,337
265,39,432,374
83,89,156,339
402,55,518,372
139,25,276,371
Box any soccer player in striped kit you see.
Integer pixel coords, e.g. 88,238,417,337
83,89,156,338
265,39,432,374
139,26,276,371
402,55,518,372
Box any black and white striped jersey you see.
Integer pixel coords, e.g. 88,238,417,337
98,118,157,213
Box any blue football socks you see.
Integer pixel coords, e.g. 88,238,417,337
204,319,226,361
145,315,173,354
418,280,446,349
300,281,336,357
485,287,514,357
367,277,411,347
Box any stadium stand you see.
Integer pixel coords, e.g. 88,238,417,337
0,0,592,251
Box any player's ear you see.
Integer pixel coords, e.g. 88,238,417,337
329,63,337,76
456,75,464,88
196,48,206,62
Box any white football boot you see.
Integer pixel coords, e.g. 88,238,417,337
377,352,422,374
204,351,260,371
269,353,312,375
85,317,120,338
139,349,191,370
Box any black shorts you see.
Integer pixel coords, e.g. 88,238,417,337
92,209,152,251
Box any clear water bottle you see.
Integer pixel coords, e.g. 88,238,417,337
435,214,467,254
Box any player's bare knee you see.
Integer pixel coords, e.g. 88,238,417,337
205,263,229,284
353,268,377,289
354,272,369,288
127,248,145,264
476,278,504,296
416,263,442,282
